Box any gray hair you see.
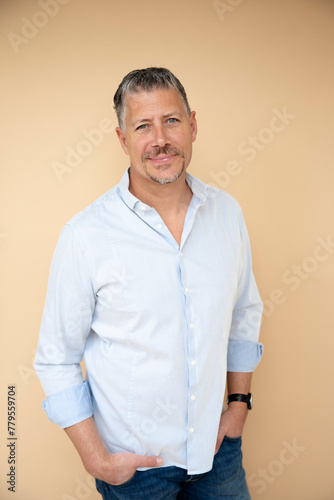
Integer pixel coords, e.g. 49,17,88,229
113,67,191,130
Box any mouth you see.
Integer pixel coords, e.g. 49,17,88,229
147,154,177,165
142,147,185,166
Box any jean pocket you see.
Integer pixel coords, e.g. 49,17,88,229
95,472,138,495
115,471,138,488
223,435,242,443
214,436,243,483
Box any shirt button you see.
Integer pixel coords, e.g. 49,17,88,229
191,360,196,366
157,223,163,229
189,427,195,433
189,323,194,329
180,252,183,257
185,287,189,294
190,394,196,401
141,205,147,211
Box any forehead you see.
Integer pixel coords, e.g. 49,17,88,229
124,88,186,120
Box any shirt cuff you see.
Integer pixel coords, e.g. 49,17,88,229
42,381,94,428
227,340,263,372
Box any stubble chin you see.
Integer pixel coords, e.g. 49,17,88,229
144,160,186,185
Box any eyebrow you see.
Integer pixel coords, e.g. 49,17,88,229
132,111,183,129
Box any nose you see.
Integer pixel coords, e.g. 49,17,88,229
151,124,171,148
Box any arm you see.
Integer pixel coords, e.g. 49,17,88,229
64,418,163,485
214,372,252,453
215,206,263,453
35,225,163,484
34,224,95,402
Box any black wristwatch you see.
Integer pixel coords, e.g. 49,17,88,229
227,393,253,410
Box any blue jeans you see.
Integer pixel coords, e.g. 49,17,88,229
95,436,251,499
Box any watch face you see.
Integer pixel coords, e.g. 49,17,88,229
249,394,253,409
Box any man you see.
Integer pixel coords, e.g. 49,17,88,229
34,67,263,499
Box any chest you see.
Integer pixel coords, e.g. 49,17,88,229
91,207,241,333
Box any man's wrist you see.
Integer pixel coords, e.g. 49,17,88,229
226,401,249,418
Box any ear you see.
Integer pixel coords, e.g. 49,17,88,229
189,111,197,142
116,127,129,155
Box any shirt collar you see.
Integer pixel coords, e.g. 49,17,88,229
117,168,139,210
185,172,208,202
117,167,209,209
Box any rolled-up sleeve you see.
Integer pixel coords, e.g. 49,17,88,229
227,340,263,372
42,381,93,428
34,224,95,427
227,209,263,372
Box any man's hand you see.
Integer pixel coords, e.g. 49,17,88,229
64,417,163,486
214,402,249,454
214,371,253,453
95,451,163,486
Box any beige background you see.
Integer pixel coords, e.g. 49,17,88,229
1,0,334,498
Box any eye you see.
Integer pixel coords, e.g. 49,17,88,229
167,118,178,124
136,124,147,131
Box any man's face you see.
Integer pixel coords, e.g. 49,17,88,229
116,88,197,186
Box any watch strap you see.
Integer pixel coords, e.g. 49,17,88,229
227,393,252,409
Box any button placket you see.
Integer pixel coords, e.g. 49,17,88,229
187,318,198,452
178,245,199,466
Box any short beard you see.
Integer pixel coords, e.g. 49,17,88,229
141,146,185,185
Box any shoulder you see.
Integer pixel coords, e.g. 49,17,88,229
187,172,242,215
53,186,121,254
66,185,120,231
207,185,242,213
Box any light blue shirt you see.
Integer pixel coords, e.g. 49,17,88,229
34,169,263,475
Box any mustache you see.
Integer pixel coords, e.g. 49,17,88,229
142,146,185,162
